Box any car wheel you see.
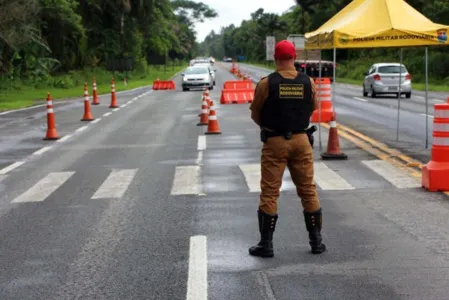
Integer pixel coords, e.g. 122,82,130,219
214,81,216,86
405,92,411,99
182,87,188,91
371,86,376,98
363,86,368,97
209,85,214,91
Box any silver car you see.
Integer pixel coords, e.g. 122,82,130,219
181,66,214,91
192,62,216,85
363,63,412,98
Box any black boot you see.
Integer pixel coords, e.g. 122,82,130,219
303,209,326,254
249,210,278,258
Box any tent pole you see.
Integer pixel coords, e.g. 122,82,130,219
425,47,429,149
396,48,403,141
333,47,336,111
318,55,322,150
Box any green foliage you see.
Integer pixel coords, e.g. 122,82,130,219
0,0,217,90
200,0,449,86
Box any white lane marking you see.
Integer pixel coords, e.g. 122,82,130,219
120,104,126,108
353,97,368,102
132,97,138,101
91,169,137,199
103,112,112,117
0,161,25,175
415,96,424,99
239,164,295,192
91,118,101,124
12,172,75,203
432,99,444,103
76,126,88,132
186,235,208,300
0,175,7,182
112,108,120,112
239,164,262,192
57,134,72,143
196,151,203,166
314,162,355,190
362,160,421,188
420,114,434,118
197,136,206,150
32,146,52,155
171,166,202,195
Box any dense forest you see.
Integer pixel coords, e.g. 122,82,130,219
199,0,449,86
0,0,217,92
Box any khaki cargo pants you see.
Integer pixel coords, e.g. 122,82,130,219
259,133,321,215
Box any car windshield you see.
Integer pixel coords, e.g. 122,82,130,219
194,64,211,69
378,66,407,74
185,67,208,75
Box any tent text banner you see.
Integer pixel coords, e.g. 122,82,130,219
306,29,448,49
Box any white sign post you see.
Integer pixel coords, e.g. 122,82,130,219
266,36,275,61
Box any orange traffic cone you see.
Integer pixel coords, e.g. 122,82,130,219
81,83,95,121
205,101,221,135
92,77,99,105
199,90,210,116
43,92,60,140
321,113,348,160
109,78,119,108
197,99,209,126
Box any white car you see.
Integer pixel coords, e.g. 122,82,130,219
363,63,412,98
192,62,216,85
181,66,214,91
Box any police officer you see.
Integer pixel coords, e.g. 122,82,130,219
248,40,326,257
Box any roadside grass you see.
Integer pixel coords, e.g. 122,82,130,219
0,65,185,112
243,62,449,92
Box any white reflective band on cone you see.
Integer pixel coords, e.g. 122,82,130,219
201,109,208,114
434,110,449,118
317,84,331,89
433,137,449,146
433,123,449,132
209,106,215,110
112,84,115,88
84,97,89,101
209,115,217,120
319,96,332,101
112,89,115,92
47,101,53,105
202,101,208,105
318,90,331,95
329,121,337,127
47,108,54,113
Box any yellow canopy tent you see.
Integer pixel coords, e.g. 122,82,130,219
304,0,449,149
305,0,449,49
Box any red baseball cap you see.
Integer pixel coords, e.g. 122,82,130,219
274,40,297,60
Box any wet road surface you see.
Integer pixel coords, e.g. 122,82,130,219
0,67,449,299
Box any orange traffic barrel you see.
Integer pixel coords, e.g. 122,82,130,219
422,103,449,192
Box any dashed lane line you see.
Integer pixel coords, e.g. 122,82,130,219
0,161,25,175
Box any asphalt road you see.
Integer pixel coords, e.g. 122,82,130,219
237,63,448,163
1,67,449,299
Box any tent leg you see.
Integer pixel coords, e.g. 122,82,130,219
425,47,429,149
318,56,322,150
396,48,403,141
329,47,337,147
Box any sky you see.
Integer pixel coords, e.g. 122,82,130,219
194,0,297,42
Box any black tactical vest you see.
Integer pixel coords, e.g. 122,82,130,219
260,71,314,133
